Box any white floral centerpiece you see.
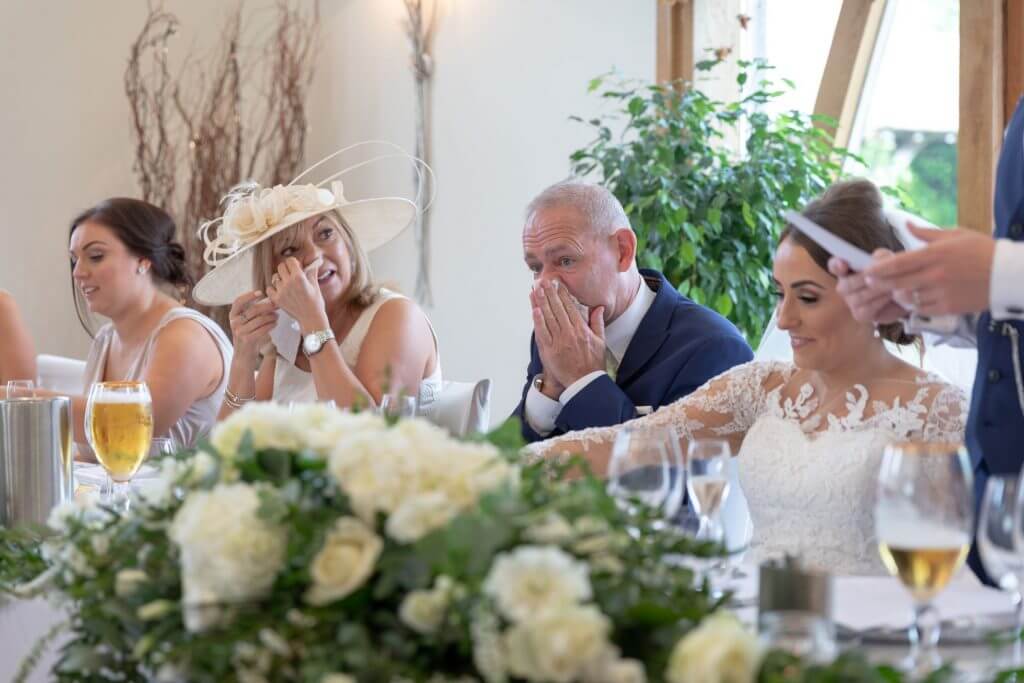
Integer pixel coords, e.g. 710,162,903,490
0,403,774,683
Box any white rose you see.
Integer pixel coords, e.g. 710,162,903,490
504,605,612,683
223,195,268,241
169,483,287,632
471,609,508,683
522,513,574,545
210,403,305,457
581,649,647,683
322,675,356,683
400,576,455,634
387,491,462,543
304,516,382,606
666,612,763,683
114,568,149,597
483,545,591,623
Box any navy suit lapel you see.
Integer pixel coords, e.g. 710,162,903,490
615,269,675,386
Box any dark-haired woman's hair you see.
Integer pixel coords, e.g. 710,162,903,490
779,179,917,346
69,198,190,335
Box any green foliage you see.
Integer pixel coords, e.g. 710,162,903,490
0,421,722,682
570,59,852,346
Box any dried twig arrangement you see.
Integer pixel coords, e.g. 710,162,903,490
403,0,437,306
125,1,319,311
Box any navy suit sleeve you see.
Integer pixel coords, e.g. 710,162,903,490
511,334,547,443
556,374,638,432
668,334,754,398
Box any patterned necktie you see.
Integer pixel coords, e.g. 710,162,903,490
605,349,619,382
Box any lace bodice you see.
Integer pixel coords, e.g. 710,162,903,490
535,360,968,575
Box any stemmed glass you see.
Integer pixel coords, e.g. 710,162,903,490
85,381,154,510
686,439,732,543
607,426,684,523
5,379,35,399
378,393,418,419
875,442,974,675
980,474,1024,668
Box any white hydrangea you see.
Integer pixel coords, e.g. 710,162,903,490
169,483,287,632
503,605,612,683
328,418,515,540
483,546,591,624
211,402,385,464
136,451,218,508
47,488,108,534
666,612,763,683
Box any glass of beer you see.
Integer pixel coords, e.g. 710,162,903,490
85,381,154,509
875,442,974,675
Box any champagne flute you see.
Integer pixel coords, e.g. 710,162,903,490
379,393,418,419
980,474,1024,668
875,442,974,675
607,426,672,519
686,439,732,543
85,381,154,511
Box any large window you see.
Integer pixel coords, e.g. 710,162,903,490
848,0,959,226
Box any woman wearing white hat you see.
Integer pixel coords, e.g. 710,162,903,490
195,146,442,414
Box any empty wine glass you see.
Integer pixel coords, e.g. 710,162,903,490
875,442,974,676
607,426,677,520
686,439,732,543
5,379,35,399
379,393,418,419
980,474,1024,668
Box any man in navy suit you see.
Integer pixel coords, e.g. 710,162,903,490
513,181,753,443
832,97,1024,582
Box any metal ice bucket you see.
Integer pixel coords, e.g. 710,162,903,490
0,397,74,526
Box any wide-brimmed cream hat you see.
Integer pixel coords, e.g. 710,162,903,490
192,142,430,306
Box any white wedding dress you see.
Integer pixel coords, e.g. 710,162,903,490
536,359,968,575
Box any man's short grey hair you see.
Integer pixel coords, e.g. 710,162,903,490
525,180,631,236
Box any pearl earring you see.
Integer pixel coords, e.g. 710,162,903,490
138,265,147,275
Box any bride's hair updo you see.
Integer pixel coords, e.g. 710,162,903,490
779,178,917,346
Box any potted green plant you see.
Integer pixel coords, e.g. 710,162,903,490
570,59,853,346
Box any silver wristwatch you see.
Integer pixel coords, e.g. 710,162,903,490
302,329,335,357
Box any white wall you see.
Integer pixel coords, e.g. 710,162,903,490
0,1,655,423
0,1,228,359
307,0,655,421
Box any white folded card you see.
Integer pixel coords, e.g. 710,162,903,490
784,210,873,271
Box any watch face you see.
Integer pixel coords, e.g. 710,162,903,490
303,333,321,355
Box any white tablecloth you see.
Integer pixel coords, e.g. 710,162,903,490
2,568,1013,681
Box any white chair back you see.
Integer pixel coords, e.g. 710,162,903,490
35,354,86,395
422,379,492,437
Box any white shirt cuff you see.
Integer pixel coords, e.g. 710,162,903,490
559,371,607,406
991,238,1024,320
524,383,560,436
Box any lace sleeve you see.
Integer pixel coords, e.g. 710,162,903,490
525,360,788,473
920,382,968,443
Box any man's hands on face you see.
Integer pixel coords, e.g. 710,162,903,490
530,279,607,398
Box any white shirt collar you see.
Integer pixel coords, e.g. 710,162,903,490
604,277,656,363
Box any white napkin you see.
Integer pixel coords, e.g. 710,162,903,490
834,571,1010,631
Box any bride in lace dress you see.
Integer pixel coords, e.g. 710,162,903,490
531,180,968,575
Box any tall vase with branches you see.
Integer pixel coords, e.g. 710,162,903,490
125,1,319,321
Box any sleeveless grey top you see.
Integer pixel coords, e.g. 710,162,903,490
82,307,233,449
